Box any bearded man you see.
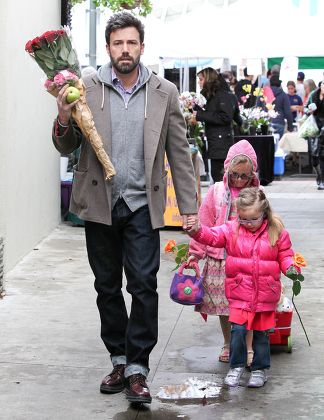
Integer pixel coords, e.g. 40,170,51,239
52,12,198,404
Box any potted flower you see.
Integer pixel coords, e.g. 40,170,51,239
70,0,153,17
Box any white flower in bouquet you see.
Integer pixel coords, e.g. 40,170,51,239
179,91,206,118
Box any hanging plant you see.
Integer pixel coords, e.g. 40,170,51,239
70,0,153,17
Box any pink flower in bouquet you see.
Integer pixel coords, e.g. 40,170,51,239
44,79,55,90
53,70,79,88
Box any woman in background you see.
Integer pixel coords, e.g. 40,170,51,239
190,67,242,183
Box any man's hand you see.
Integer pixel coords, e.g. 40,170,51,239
56,84,79,125
182,214,200,236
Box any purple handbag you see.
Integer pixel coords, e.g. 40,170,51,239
170,262,204,305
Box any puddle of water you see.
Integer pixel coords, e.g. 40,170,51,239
156,377,222,405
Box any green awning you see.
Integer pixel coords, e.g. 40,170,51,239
268,57,324,70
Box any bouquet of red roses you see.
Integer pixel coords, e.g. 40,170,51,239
25,28,115,181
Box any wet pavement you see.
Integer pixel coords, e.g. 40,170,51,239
1,179,324,419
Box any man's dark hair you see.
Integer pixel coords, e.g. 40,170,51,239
243,67,250,77
105,12,145,44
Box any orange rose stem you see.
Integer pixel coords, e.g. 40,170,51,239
292,295,311,346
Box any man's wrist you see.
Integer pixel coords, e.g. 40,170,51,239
57,117,69,128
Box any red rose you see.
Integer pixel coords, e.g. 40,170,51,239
25,40,33,53
31,36,42,49
43,30,58,43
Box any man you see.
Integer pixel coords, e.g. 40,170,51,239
296,71,305,101
52,12,198,404
234,67,257,108
269,75,294,139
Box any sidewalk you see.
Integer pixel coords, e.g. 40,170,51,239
1,180,324,419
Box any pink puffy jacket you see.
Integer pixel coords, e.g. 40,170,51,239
192,220,295,312
189,140,260,260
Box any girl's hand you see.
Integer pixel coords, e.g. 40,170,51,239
186,255,199,267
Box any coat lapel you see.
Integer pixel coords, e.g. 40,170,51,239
144,76,169,175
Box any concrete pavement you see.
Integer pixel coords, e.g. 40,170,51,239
1,179,324,419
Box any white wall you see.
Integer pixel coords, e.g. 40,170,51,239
0,0,62,272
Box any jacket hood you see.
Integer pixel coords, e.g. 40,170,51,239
224,140,258,172
96,62,152,116
222,140,260,205
271,86,283,97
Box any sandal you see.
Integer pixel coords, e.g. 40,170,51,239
247,350,254,367
219,344,230,363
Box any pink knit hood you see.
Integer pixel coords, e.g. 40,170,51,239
222,140,260,205
224,139,258,173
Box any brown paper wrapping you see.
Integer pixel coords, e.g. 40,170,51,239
49,79,116,181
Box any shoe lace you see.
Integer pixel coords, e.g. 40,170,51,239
129,374,146,387
110,364,124,379
251,370,264,378
228,367,243,377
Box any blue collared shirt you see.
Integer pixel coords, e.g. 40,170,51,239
111,67,141,106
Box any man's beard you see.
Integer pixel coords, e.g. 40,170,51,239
111,54,140,74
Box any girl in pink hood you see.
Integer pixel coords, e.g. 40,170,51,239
187,187,297,388
188,140,259,364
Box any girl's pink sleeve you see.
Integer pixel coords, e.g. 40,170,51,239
277,230,295,273
192,224,227,249
189,185,217,259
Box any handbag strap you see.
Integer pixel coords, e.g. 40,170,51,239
178,261,201,278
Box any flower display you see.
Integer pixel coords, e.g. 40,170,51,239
164,240,189,271
179,91,206,150
25,28,116,181
285,252,307,297
239,85,279,134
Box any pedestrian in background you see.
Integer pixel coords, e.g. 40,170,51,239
305,82,324,190
287,80,303,122
235,67,257,108
190,67,242,183
303,79,317,106
269,75,294,139
187,187,298,388
296,71,305,100
52,12,198,404
187,140,260,364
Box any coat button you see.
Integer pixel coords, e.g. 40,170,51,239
154,185,159,191
92,180,98,186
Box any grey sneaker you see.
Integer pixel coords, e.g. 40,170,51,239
247,369,267,388
224,367,245,387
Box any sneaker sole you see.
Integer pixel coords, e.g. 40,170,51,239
100,384,125,394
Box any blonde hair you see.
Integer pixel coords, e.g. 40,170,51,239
236,187,284,246
228,155,254,172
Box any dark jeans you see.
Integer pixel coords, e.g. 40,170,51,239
210,159,225,182
84,199,160,372
230,323,271,371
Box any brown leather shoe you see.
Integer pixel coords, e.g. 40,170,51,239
125,374,152,404
100,364,125,394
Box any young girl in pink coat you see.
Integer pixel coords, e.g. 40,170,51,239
188,140,259,363
187,187,297,388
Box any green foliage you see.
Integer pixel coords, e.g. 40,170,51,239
285,265,304,297
70,0,153,17
172,243,189,271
